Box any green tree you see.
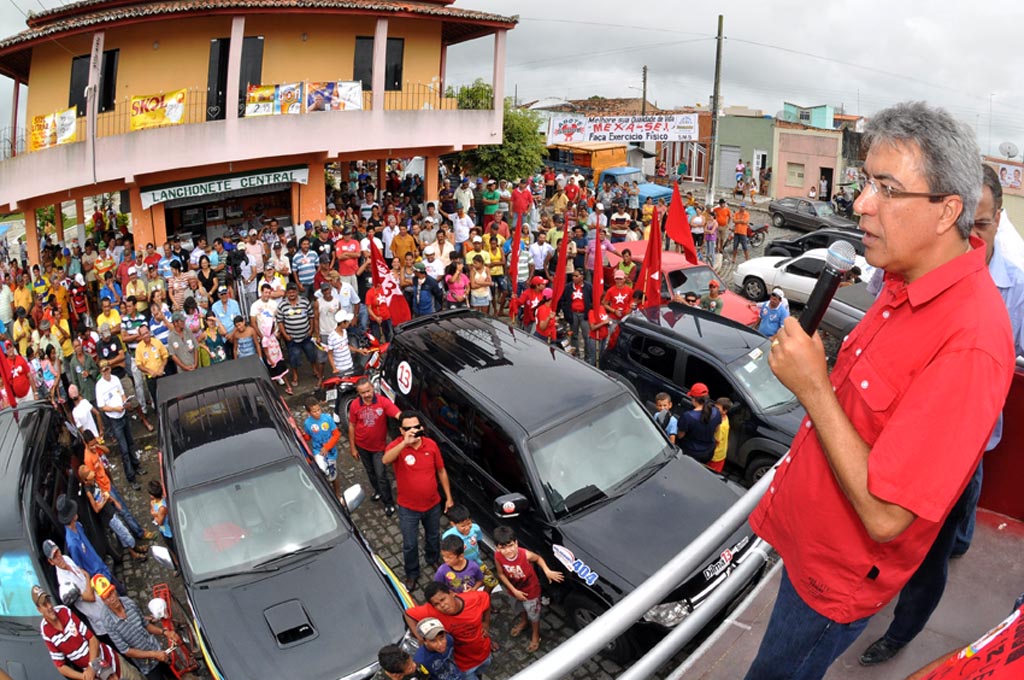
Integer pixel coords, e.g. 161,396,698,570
447,78,493,111
452,102,546,182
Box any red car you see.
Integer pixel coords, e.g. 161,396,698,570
605,240,758,327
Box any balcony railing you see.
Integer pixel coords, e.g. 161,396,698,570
16,82,491,156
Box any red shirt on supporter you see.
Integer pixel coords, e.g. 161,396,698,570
511,188,533,215
603,284,633,320
570,283,586,313
495,545,541,599
517,288,544,326
535,303,558,341
405,590,492,671
588,308,610,341
387,435,445,512
41,605,122,676
750,240,1014,624
8,354,31,398
334,239,360,276
348,394,400,451
365,286,391,321
564,183,581,203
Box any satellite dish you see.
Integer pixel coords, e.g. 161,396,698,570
999,141,1020,159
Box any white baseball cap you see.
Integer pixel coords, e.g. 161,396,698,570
595,202,605,211
335,310,354,324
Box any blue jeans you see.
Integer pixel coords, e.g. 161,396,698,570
952,461,983,555
397,503,442,580
880,465,980,648
109,484,145,538
463,653,492,680
104,415,138,482
286,337,318,368
744,568,871,680
585,337,607,367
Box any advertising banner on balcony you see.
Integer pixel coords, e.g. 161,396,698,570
305,81,363,112
546,113,699,144
130,88,187,131
29,107,77,151
245,84,277,117
277,82,304,114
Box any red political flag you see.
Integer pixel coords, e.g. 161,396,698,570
549,219,572,309
665,183,698,264
508,213,525,319
592,235,605,313
369,239,411,326
638,217,664,309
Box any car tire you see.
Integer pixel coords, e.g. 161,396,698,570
605,371,639,398
765,247,790,257
336,393,357,431
742,277,768,301
565,592,635,663
744,454,777,487
771,213,785,228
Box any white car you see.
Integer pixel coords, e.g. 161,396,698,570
732,248,872,303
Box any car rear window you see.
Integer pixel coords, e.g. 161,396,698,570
165,382,276,458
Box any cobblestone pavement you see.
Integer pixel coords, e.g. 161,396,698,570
106,204,815,679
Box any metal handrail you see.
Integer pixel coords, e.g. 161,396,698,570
507,464,779,680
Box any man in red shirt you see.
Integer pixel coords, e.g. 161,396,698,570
564,175,581,203
745,102,1015,679
516,276,546,331
587,306,610,367
348,377,401,515
6,340,34,405
510,178,533,229
334,227,361,292
405,582,492,679
603,270,633,320
384,411,455,592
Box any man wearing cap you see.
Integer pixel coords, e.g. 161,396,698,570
276,283,320,387
412,617,464,680
700,280,725,315
447,205,473,254
34,584,141,680
527,232,554,283
515,276,547,331
603,270,633,321
757,288,789,337
454,178,474,214
419,216,439,247
93,575,178,679
410,262,443,317
730,202,752,263
270,240,292,276
58,494,122,589
210,286,241,338
586,203,609,232
6,340,35,404
43,541,112,638
165,311,198,373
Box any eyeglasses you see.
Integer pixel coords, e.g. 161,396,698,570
864,178,951,203
400,424,421,431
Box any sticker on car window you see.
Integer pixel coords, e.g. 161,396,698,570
396,361,413,394
748,347,763,361
744,361,758,373
553,544,599,587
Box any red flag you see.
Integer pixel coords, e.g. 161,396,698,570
549,219,572,309
369,239,412,326
665,183,698,264
638,216,664,309
508,213,525,319
591,234,605,313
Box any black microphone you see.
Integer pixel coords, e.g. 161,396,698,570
799,240,857,335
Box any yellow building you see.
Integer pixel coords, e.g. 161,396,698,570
0,0,516,260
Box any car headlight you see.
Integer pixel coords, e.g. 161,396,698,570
643,600,692,627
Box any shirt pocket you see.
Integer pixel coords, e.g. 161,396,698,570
845,358,898,443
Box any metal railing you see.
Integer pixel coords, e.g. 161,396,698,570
0,125,26,160
508,464,779,680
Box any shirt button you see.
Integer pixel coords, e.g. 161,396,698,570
861,380,869,389
805,420,812,429
855,348,862,356
882,310,891,319
770,486,775,494
843,334,849,343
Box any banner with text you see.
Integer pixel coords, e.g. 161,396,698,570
245,82,305,116
29,107,77,151
140,167,310,209
547,113,699,144
305,81,363,112
130,88,187,131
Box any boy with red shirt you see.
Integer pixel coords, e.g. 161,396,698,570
516,276,546,330
384,411,454,592
493,525,564,653
534,289,558,344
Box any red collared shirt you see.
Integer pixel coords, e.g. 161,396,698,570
348,394,400,451
750,238,1014,623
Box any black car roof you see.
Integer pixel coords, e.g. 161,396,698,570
157,355,270,404
623,304,767,364
0,406,43,537
392,310,623,433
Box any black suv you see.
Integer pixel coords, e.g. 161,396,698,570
157,357,409,679
601,305,804,484
381,309,762,661
764,226,865,258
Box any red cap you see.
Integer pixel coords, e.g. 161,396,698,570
530,275,547,286
708,280,720,289
687,383,709,398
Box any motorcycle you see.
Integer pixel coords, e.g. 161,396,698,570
721,223,770,251
317,331,389,430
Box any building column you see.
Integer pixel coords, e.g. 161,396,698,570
24,205,39,268
298,162,326,225
9,78,20,158
127,188,157,251
439,44,447,97
377,159,387,196
424,156,439,210
492,30,507,112
54,202,66,244
291,182,301,228
75,197,86,230
371,18,388,111
225,16,246,122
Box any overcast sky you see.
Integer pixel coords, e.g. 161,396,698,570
1,0,1023,158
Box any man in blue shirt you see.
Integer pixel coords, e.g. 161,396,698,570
413,618,465,680
756,288,789,337
57,495,124,594
410,262,443,316
210,286,241,335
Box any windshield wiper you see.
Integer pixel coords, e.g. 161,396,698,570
251,543,333,571
0,618,39,634
562,484,609,514
609,454,670,495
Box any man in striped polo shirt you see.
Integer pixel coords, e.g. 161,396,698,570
277,282,322,388
93,575,178,679
291,237,321,299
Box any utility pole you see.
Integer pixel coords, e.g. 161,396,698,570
706,14,724,204
641,65,648,116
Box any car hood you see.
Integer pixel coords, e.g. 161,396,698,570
556,455,750,591
820,215,858,229
720,291,758,326
761,400,806,443
190,541,406,679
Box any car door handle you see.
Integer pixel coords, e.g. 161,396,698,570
626,370,638,379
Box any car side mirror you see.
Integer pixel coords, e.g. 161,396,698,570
150,545,174,570
494,493,529,519
343,484,366,512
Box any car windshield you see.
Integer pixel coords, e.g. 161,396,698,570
528,396,671,517
0,545,45,623
609,170,643,185
175,460,344,581
667,265,720,296
727,343,796,411
814,202,836,217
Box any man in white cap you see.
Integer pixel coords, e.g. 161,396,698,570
412,617,462,679
447,205,474,254
586,202,608,231
244,228,266,271
326,310,368,380
422,246,446,280
419,216,438,246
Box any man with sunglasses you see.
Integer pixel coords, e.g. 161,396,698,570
744,102,1015,680
383,411,454,593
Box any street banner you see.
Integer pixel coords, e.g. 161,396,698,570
130,88,187,131
369,239,411,326
29,107,77,151
996,163,1022,190
547,113,699,145
244,84,277,116
665,183,698,264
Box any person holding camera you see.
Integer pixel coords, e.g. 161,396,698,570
383,411,455,593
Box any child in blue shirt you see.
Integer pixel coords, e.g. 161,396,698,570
654,392,679,445
303,397,341,496
443,505,498,590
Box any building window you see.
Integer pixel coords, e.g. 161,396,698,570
786,162,805,187
68,49,119,116
798,109,810,122
206,36,264,121
353,37,405,91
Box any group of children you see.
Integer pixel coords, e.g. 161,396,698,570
654,390,732,473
